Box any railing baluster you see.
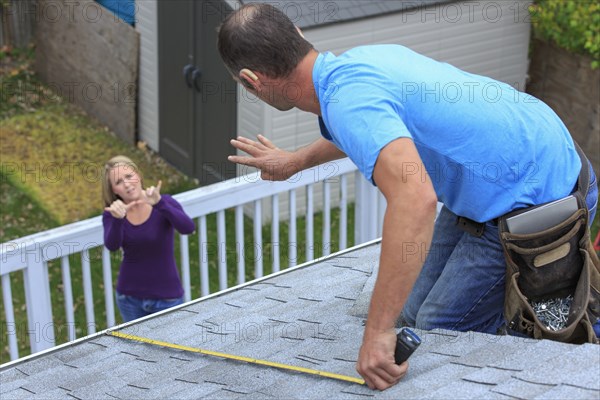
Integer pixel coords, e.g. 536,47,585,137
2,274,19,360
323,180,331,257
254,201,263,278
289,189,297,267
272,194,280,273
339,174,348,250
354,172,379,244
180,235,191,302
101,248,115,328
306,185,314,261
199,216,209,296
81,249,95,334
217,210,227,291
24,246,54,353
61,256,76,341
235,206,245,285
369,184,379,238
354,171,361,246
377,191,387,237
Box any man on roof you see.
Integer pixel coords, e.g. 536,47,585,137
217,2,598,390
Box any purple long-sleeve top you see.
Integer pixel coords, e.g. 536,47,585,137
103,194,195,299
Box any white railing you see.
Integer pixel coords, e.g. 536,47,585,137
0,159,387,362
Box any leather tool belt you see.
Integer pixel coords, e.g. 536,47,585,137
496,142,599,343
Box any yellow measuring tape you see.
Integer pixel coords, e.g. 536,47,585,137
108,331,366,385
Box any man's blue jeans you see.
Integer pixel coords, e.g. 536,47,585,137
116,291,184,323
401,160,598,334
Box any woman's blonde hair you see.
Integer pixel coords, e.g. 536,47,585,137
102,156,144,207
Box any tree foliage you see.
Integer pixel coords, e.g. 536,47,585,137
530,0,600,69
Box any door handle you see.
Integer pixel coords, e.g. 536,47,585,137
192,68,202,92
183,64,195,88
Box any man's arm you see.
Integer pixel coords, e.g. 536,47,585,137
356,137,437,390
229,135,345,181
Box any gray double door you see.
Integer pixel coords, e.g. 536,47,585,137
158,0,237,185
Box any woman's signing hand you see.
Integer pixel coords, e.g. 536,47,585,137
104,199,137,219
141,180,162,206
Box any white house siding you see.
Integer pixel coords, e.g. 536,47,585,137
239,0,532,222
136,0,160,150
236,88,266,165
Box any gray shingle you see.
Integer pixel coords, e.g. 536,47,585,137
239,0,458,29
407,351,458,377
491,378,555,399
104,382,154,399
258,375,353,399
487,339,572,371
31,387,71,399
419,330,495,358
191,360,289,393
64,341,130,369
200,388,250,399
53,341,104,364
2,387,39,400
404,363,482,391
6,355,63,376
451,335,534,368
359,2,387,17
424,379,500,399
513,343,600,390
125,359,209,391
348,259,378,318
0,367,29,394
379,380,431,399
69,377,130,400
248,391,281,399
132,307,198,330
533,384,600,400
0,367,28,383
0,377,29,395
1,241,597,399
461,367,515,386
19,364,77,394
146,378,222,400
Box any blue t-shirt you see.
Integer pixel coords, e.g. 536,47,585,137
313,45,581,222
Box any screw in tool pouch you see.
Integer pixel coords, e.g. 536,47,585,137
394,327,421,364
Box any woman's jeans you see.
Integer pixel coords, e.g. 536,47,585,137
116,291,184,323
401,160,598,334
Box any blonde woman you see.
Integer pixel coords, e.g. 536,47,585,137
102,156,195,322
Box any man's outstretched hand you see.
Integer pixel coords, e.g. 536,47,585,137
356,328,407,390
229,135,301,181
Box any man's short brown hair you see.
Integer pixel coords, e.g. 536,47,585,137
218,3,314,79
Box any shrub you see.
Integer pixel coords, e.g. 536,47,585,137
530,0,600,69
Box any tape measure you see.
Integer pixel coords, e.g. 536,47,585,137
107,330,366,385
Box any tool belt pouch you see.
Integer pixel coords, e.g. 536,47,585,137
498,196,600,344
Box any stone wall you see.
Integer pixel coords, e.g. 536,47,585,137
527,39,600,178
35,0,139,143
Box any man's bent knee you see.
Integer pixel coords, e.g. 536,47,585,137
414,311,505,334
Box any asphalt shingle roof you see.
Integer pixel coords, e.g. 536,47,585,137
1,241,599,399
241,0,456,29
